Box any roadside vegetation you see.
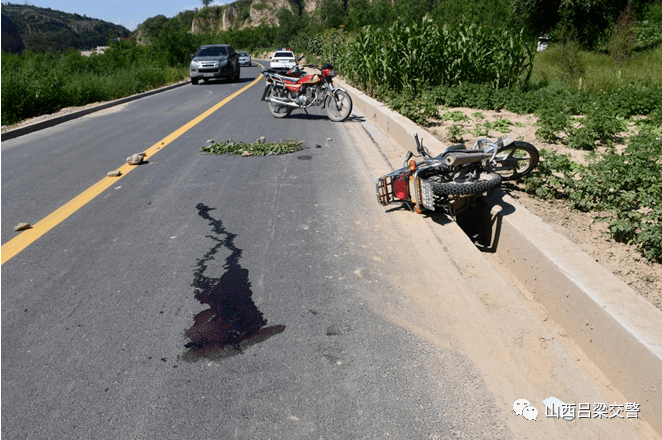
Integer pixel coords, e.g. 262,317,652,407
1,43,189,126
2,0,660,261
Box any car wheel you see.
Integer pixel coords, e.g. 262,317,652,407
191,77,199,85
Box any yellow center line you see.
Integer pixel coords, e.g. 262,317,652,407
2,73,265,265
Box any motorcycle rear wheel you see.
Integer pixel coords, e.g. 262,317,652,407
267,87,293,118
326,90,352,122
426,172,502,196
493,141,539,180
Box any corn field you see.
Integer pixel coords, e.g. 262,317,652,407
321,18,536,93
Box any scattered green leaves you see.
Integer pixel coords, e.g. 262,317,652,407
202,139,305,156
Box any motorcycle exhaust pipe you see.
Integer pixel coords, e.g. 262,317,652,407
444,152,492,166
266,97,301,108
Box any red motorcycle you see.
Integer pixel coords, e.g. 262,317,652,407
260,62,353,122
376,134,538,216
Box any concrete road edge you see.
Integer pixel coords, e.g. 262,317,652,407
339,79,662,435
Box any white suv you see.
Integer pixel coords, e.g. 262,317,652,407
270,50,296,72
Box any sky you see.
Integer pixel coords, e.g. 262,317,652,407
24,0,233,31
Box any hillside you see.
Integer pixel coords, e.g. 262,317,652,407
1,3,130,53
134,0,322,43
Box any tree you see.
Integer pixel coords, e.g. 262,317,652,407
201,0,213,7
510,0,653,49
346,0,371,30
608,2,637,63
319,0,346,29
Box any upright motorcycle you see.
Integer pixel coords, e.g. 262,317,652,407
261,62,353,122
376,134,538,216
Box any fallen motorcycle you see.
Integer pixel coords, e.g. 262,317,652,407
376,134,539,216
260,62,353,122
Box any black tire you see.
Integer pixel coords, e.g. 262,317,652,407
191,77,199,85
426,172,502,196
233,66,241,82
267,86,292,118
494,141,539,180
326,90,352,122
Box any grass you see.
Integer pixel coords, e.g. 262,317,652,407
1,47,189,126
531,43,662,93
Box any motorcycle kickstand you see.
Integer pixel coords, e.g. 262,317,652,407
304,108,310,119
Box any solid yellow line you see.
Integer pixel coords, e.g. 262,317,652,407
1,74,264,265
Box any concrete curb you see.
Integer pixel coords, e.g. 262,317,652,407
1,80,190,141
339,79,662,435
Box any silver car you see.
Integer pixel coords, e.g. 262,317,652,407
189,44,240,85
238,52,252,66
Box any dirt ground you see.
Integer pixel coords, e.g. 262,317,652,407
426,107,662,310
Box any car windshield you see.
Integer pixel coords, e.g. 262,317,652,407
197,46,228,57
239,52,249,56
274,51,293,58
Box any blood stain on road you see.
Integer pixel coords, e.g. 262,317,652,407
182,203,283,361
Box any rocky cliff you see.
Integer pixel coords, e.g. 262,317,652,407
190,0,325,33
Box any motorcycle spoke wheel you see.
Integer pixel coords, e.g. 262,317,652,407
493,141,539,180
267,87,292,118
426,172,502,196
326,90,352,122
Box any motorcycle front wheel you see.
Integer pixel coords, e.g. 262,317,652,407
267,86,293,118
425,172,502,196
493,141,539,180
325,90,352,122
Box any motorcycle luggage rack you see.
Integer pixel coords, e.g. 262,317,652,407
376,171,411,206
376,175,394,206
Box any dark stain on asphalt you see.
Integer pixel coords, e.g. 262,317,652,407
182,203,283,361
297,155,313,160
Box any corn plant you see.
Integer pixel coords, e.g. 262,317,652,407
335,17,535,94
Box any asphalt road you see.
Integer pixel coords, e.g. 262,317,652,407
2,65,512,439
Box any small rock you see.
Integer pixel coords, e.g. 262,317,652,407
126,152,146,165
259,136,266,142
14,222,31,231
327,138,332,141
107,170,122,177
241,151,253,157
207,139,215,143
315,144,322,148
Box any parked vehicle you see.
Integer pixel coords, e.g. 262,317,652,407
376,134,538,216
270,50,297,72
189,44,240,85
260,62,353,122
238,51,252,66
